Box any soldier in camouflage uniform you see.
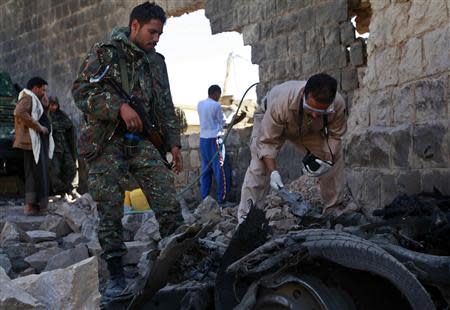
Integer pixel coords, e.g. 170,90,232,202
72,2,182,301
48,97,77,196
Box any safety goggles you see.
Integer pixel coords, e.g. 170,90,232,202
303,95,335,114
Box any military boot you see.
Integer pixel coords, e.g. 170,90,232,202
101,257,127,305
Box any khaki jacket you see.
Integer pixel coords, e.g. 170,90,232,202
13,94,47,150
255,80,347,161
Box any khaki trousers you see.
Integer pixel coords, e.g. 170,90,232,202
237,110,345,221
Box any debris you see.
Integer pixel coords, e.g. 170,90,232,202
44,245,89,272
26,230,57,243
12,257,101,309
0,267,45,309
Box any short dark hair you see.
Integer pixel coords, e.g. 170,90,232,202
208,85,221,97
48,96,59,106
304,73,337,105
129,2,166,28
27,77,48,90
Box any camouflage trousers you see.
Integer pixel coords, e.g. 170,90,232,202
87,135,180,261
50,150,77,194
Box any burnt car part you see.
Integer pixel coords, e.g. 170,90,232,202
215,201,270,310
228,229,435,310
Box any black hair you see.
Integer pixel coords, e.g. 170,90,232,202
48,96,59,106
304,73,337,105
26,77,48,90
129,2,166,28
208,85,221,97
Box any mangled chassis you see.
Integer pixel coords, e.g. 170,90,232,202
113,195,450,309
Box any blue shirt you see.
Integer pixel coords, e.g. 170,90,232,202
197,98,226,138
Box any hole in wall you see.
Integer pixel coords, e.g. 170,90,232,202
156,10,259,133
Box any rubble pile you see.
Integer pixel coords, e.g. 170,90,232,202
0,175,449,309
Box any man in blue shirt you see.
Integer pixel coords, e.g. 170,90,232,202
197,85,230,204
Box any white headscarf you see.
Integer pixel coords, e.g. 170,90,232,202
18,89,54,164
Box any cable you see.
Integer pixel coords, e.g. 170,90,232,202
175,82,259,199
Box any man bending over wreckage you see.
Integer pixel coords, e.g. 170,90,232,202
72,1,182,303
238,73,348,223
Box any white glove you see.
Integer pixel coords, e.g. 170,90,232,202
270,170,284,190
302,159,333,177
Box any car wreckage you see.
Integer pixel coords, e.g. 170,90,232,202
106,185,450,310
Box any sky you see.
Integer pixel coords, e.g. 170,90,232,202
156,10,259,107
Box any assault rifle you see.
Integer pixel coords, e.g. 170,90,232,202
90,65,170,168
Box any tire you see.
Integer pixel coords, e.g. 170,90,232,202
233,229,435,310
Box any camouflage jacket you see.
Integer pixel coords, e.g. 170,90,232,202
50,109,76,155
72,27,181,161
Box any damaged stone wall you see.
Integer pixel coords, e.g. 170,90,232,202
205,0,360,101
1,0,448,211
346,0,450,211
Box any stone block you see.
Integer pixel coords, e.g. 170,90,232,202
0,222,31,247
122,241,153,265
421,170,450,195
35,241,59,251
44,245,89,272
39,215,72,238
272,12,298,35
234,4,250,27
134,211,161,243
180,135,189,149
407,0,447,37
0,267,45,309
323,26,340,45
251,42,265,64
315,0,347,25
260,21,273,40
349,39,365,66
423,26,450,76
62,233,88,249
369,128,392,169
346,88,369,129
0,254,12,275
341,67,358,91
320,45,347,71
286,56,302,78
26,230,57,243
189,150,200,169
392,83,414,125
274,59,287,79
345,132,371,167
302,51,320,74
415,78,446,123
413,122,446,168
374,47,400,89
340,21,355,45
362,170,381,210
305,27,323,52
13,257,100,309
242,23,260,45
181,150,190,170
288,32,306,56
24,247,63,273
391,124,412,168
397,170,421,195
370,89,392,126
265,35,288,60
380,173,398,207
187,133,199,149
399,37,422,84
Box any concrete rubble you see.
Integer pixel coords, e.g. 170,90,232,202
0,177,448,309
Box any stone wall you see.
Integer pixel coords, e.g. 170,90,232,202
205,0,362,102
0,0,203,128
346,0,450,210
